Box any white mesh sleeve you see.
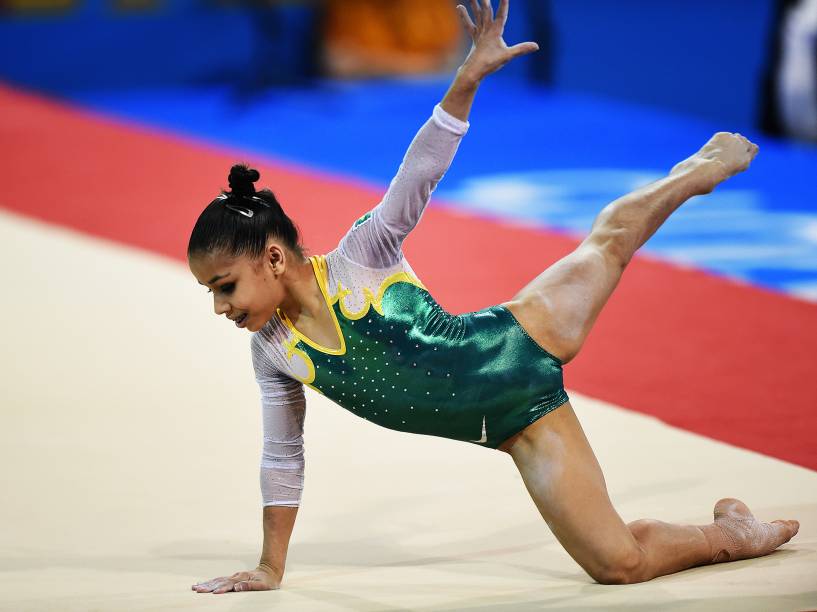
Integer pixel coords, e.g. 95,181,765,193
251,334,306,508
338,103,470,268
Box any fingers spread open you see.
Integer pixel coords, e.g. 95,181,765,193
457,4,477,36
469,0,482,28
509,41,540,57
496,0,509,25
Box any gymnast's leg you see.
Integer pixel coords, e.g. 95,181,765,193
497,133,798,583
502,403,799,584
502,131,759,365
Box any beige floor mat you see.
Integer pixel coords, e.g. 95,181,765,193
1,210,815,611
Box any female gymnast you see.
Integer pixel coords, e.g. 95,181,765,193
189,0,799,593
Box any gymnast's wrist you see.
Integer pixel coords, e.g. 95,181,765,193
455,63,483,88
256,561,284,581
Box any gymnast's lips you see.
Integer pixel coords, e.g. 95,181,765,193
230,313,248,327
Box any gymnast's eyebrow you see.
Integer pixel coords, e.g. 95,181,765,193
198,273,229,286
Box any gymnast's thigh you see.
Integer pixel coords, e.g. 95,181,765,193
501,243,625,364
503,401,641,578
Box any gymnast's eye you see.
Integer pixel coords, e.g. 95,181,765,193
206,283,235,295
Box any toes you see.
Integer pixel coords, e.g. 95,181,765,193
767,521,793,550
771,519,800,541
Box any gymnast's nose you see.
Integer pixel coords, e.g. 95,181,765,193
214,295,230,316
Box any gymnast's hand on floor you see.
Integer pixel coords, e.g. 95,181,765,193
456,0,539,81
670,132,760,193
192,565,281,594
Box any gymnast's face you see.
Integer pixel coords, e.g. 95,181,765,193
188,241,288,333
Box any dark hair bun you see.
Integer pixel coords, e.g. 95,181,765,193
228,164,260,198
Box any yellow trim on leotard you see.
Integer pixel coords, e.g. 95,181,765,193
276,255,347,356
329,270,427,320
277,255,428,390
281,335,319,391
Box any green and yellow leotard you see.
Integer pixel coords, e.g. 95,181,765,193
251,105,568,508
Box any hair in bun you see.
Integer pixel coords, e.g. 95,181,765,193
187,162,306,262
228,163,260,198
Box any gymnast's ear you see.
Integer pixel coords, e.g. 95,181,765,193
262,239,288,276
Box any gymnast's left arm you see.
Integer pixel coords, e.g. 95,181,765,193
338,0,538,268
441,0,540,122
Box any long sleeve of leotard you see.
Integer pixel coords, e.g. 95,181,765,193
251,334,306,507
338,104,470,268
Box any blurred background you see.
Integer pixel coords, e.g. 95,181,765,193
1,0,815,139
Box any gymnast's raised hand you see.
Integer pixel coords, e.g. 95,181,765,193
456,0,540,80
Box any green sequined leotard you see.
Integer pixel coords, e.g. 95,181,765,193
276,253,568,450
251,105,568,508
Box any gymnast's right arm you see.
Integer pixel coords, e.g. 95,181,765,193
255,368,305,588
192,338,306,594
254,334,306,589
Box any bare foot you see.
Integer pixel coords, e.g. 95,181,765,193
670,132,759,193
701,498,799,563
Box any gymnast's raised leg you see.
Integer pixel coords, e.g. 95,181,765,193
498,134,800,584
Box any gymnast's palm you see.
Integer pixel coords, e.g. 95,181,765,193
457,0,539,79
